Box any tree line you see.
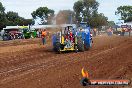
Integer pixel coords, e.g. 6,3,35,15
0,2,34,29
0,0,132,29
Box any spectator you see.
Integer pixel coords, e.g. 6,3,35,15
122,28,125,36
107,27,113,36
37,30,39,38
41,29,47,45
93,28,97,37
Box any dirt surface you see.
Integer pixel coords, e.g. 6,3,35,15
0,35,132,88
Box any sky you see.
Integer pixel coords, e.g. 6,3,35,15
1,0,132,23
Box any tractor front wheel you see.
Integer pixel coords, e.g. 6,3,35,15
75,45,78,53
53,42,62,53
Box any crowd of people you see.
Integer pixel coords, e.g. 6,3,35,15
90,27,131,37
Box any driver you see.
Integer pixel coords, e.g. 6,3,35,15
69,29,73,42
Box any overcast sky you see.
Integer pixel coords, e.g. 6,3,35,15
1,0,132,23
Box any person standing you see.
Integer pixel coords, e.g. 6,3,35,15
107,27,112,36
122,28,125,36
37,30,39,38
93,28,97,37
41,29,47,45
128,28,131,37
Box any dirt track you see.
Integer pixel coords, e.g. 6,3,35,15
0,35,132,88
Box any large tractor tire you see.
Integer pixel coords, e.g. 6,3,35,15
84,39,92,51
77,37,84,52
53,42,62,53
85,42,92,51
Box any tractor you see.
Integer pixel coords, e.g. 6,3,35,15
2,28,24,41
19,26,37,39
52,22,92,53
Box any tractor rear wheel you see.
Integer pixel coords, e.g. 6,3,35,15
77,37,84,52
85,41,91,51
85,41,92,51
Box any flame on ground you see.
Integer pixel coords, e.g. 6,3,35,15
81,68,89,78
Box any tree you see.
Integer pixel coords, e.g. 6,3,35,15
115,6,132,22
31,7,54,24
0,2,7,29
73,0,99,23
56,10,76,25
73,0,108,27
73,1,83,23
6,11,19,21
107,21,115,27
0,2,35,28
22,19,35,26
90,13,108,27
6,11,19,25
6,11,34,26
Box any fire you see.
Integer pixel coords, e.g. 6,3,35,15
81,68,89,78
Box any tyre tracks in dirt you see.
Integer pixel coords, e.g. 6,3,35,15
0,36,132,88
0,37,131,84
